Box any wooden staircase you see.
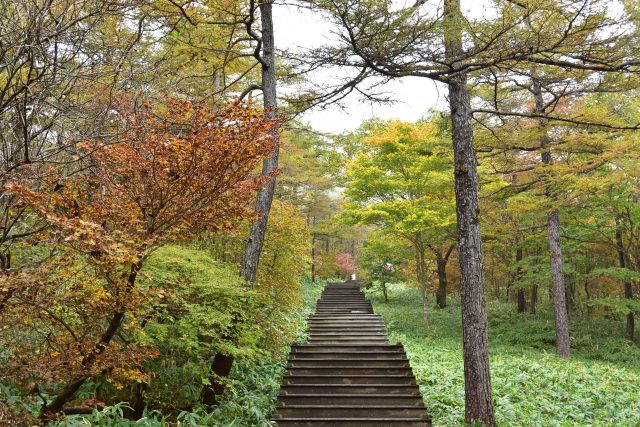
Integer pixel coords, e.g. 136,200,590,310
273,282,432,427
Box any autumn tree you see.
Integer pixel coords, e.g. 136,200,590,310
0,0,144,278
1,98,276,418
342,119,456,328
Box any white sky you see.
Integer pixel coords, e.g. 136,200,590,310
273,3,449,134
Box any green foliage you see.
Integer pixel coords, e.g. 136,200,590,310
138,245,262,410
367,283,640,426
585,297,640,317
41,278,325,426
590,267,640,283
212,360,284,426
342,118,455,238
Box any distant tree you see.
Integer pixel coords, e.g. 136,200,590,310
361,234,408,304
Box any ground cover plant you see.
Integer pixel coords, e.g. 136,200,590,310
367,283,640,426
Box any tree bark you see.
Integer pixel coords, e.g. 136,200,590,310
533,77,570,358
516,245,526,313
444,0,495,424
415,239,429,330
241,0,279,284
436,255,448,309
547,209,571,357
615,220,635,342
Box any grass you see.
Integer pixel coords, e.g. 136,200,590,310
365,283,640,427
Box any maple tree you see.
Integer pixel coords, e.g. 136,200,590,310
342,119,457,328
1,98,277,418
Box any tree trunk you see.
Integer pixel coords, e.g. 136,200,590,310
311,235,316,283
0,250,12,313
444,0,495,424
533,77,570,358
547,209,571,357
615,221,635,342
241,0,279,284
516,245,526,313
421,282,429,332
529,282,538,315
415,241,429,331
566,273,576,313
201,353,235,406
436,256,448,309
131,380,147,419
584,274,593,318
381,280,388,303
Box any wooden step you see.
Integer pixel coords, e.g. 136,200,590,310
278,393,424,406
279,384,421,395
274,405,427,418
274,418,431,426
282,374,416,385
287,358,411,368
285,366,414,376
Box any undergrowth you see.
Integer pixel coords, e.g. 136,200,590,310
1,264,325,427
366,283,640,427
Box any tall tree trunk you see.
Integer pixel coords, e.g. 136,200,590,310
533,77,570,358
241,0,279,284
516,245,526,313
615,219,635,342
444,0,495,424
436,255,448,309
547,209,571,357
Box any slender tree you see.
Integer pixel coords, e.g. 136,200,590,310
242,0,281,283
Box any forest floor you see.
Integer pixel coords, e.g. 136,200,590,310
367,283,640,427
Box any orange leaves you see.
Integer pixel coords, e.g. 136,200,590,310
0,97,278,403
6,98,278,258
